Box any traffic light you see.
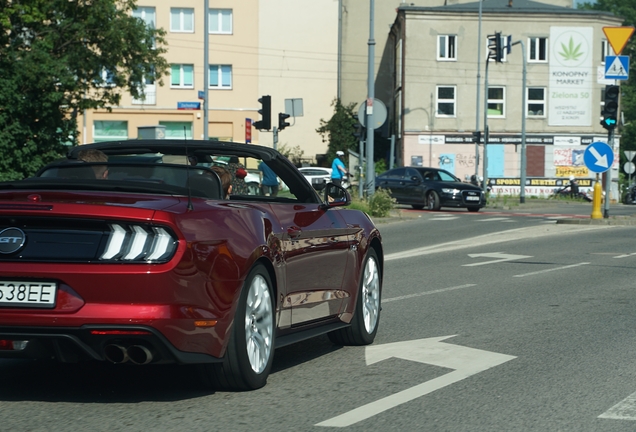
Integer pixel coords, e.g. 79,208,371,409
488,32,503,63
472,131,481,143
253,95,271,130
601,85,619,130
278,112,291,131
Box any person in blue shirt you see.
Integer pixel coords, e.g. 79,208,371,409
258,161,279,197
331,150,349,186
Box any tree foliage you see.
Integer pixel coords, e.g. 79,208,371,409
0,0,168,180
316,98,360,163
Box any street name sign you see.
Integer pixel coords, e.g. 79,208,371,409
603,27,635,55
584,141,614,173
605,56,629,80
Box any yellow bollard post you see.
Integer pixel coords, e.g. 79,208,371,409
591,173,603,219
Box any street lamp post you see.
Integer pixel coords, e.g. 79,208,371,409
475,0,483,178
512,39,527,203
365,0,376,197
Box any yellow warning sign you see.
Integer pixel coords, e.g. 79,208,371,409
603,26,635,55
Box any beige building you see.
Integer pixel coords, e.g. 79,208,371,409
78,1,339,163
387,0,623,192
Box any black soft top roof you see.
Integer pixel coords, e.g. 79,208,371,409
67,140,283,162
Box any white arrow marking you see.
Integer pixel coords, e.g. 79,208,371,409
599,391,636,420
462,252,532,267
590,146,609,168
316,336,515,427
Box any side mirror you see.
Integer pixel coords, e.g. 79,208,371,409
411,176,421,183
320,183,351,209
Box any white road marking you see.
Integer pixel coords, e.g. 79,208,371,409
599,391,636,420
383,284,477,303
463,252,532,267
513,262,590,278
316,336,516,428
384,225,612,262
430,216,460,221
476,217,511,222
614,252,636,259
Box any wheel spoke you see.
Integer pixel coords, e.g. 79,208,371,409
362,256,380,334
244,274,273,373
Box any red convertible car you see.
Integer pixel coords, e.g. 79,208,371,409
0,140,383,390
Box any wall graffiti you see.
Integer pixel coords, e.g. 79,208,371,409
455,153,476,168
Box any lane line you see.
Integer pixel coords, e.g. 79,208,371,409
513,262,590,278
383,284,477,303
384,225,613,262
476,217,511,222
599,391,636,420
614,252,636,259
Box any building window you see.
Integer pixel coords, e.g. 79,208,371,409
132,67,156,105
209,9,232,34
527,87,545,117
436,86,456,117
160,122,193,140
171,64,194,88
396,39,403,89
528,37,547,62
487,87,505,117
601,40,615,63
94,121,128,142
437,35,456,61
133,7,156,47
209,65,232,89
170,8,194,33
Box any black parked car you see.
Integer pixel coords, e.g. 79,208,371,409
376,167,485,211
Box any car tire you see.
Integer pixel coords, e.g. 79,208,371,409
328,248,381,346
426,191,441,211
412,204,424,210
199,263,274,390
467,206,480,212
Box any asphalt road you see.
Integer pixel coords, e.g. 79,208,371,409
3,204,636,431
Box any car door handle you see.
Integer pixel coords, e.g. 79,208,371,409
287,226,302,239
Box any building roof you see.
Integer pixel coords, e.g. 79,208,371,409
399,0,618,18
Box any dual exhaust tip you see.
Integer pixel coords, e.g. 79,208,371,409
104,344,153,365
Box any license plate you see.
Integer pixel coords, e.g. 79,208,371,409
466,196,480,201
0,281,57,308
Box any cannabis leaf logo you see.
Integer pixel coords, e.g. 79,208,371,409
559,37,583,61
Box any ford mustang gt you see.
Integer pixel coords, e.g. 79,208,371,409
0,140,383,390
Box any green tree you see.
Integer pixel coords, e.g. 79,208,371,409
0,0,168,180
316,98,359,163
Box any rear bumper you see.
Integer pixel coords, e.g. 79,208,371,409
0,325,221,364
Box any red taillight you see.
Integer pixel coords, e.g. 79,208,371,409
0,339,28,350
0,340,12,350
89,330,151,336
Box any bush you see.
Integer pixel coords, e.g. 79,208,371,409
367,188,395,217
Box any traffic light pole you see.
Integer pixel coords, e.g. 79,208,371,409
604,128,614,218
482,52,490,194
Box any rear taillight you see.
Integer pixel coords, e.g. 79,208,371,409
0,340,28,351
100,224,177,263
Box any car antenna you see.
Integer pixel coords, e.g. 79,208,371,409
185,127,193,211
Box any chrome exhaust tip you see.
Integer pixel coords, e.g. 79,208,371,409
104,344,128,364
127,345,153,365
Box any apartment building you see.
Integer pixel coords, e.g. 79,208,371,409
388,0,622,193
78,1,338,163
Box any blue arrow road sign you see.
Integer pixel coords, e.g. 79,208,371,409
605,55,629,80
584,141,614,173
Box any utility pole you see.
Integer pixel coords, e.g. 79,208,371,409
365,0,376,197
203,0,209,140
475,0,483,178
512,39,527,204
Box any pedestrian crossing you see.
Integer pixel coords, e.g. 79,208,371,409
423,211,587,223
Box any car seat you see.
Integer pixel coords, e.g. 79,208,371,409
187,173,222,199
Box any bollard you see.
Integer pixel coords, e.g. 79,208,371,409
591,173,603,219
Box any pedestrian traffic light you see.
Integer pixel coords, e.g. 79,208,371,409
472,131,481,143
601,85,619,130
253,95,271,130
488,32,503,63
278,112,291,131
